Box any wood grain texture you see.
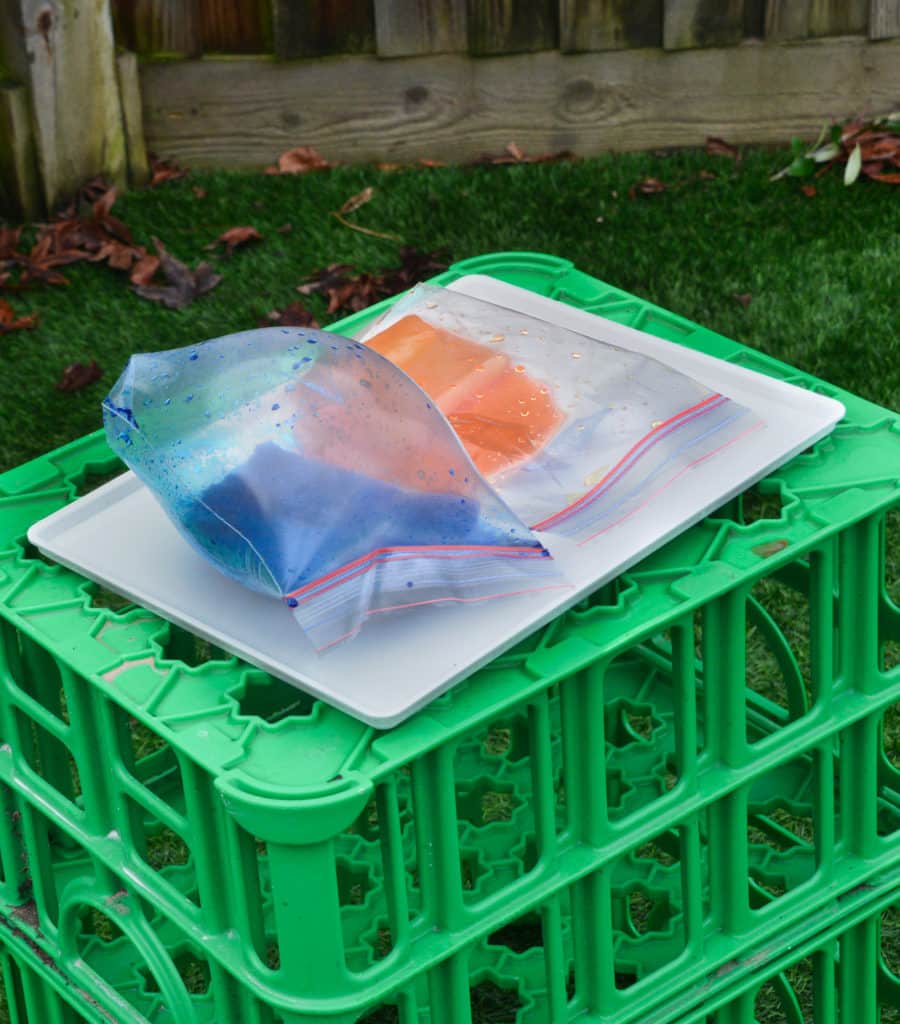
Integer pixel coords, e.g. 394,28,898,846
664,0,745,48
808,0,868,35
559,0,662,51
273,0,374,58
140,37,900,168
467,0,558,54
116,51,149,186
375,0,467,56
869,0,900,37
18,0,127,207
765,0,810,40
0,82,40,218
112,0,201,56
199,0,268,52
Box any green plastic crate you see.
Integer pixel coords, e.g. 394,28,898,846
0,252,897,1024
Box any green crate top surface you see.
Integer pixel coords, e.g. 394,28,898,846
0,251,897,808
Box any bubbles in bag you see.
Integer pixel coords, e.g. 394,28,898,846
103,327,562,650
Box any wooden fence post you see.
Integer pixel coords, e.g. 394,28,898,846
13,0,127,210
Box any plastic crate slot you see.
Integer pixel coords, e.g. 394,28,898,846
17,710,82,805
604,699,661,749
457,780,519,827
753,960,814,1024
139,949,211,996
357,1006,400,1024
84,582,135,613
885,509,899,609
160,623,230,668
740,483,786,526
468,978,523,1024
745,575,814,743
230,671,316,723
488,913,544,954
877,706,900,839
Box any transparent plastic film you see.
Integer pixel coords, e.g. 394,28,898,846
103,327,562,651
361,285,765,543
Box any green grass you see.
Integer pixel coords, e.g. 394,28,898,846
0,146,898,474
0,148,898,1022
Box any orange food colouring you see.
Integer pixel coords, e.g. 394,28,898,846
367,315,563,477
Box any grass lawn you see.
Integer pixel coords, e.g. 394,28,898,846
0,146,897,1022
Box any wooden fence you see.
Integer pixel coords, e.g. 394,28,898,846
2,0,900,216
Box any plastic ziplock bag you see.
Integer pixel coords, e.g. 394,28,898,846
103,328,564,651
361,285,765,544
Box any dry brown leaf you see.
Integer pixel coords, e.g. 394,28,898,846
705,136,740,161
869,171,900,184
629,178,667,199
801,184,817,197
418,158,446,168
265,146,331,175
506,142,525,162
149,155,189,187
337,186,375,216
276,223,293,234
205,226,263,256
260,300,320,329
130,254,161,286
133,238,221,309
731,292,753,308
192,186,208,199
0,298,38,332
56,359,102,392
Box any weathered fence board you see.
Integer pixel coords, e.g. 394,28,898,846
17,0,126,207
765,0,811,40
808,0,869,35
664,0,745,48
199,0,269,52
273,0,375,58
559,0,662,51
869,0,900,38
0,82,40,219
113,0,201,56
140,36,900,167
116,51,150,186
375,0,467,56
467,0,558,55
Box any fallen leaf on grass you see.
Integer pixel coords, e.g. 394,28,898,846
260,300,320,328
149,155,188,187
698,169,718,181
870,171,900,184
297,248,449,316
801,184,817,197
337,187,375,216
132,238,221,309
205,226,263,256
192,186,208,199
0,226,22,260
0,298,37,332
732,292,753,308
129,253,161,286
705,136,741,161
276,223,293,234
628,178,667,198
56,360,102,392
418,158,446,168
265,146,330,175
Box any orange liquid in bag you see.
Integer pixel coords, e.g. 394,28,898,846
367,316,563,477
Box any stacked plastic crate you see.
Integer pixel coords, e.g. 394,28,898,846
0,253,896,1024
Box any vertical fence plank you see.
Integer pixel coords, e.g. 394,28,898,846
375,0,467,56
111,0,201,56
199,0,270,52
116,52,150,186
19,0,127,207
765,0,811,40
559,0,662,50
664,0,745,49
809,0,868,35
0,83,41,219
467,0,558,55
869,0,900,37
273,1,375,58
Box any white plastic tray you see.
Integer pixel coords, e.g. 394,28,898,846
28,276,844,727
